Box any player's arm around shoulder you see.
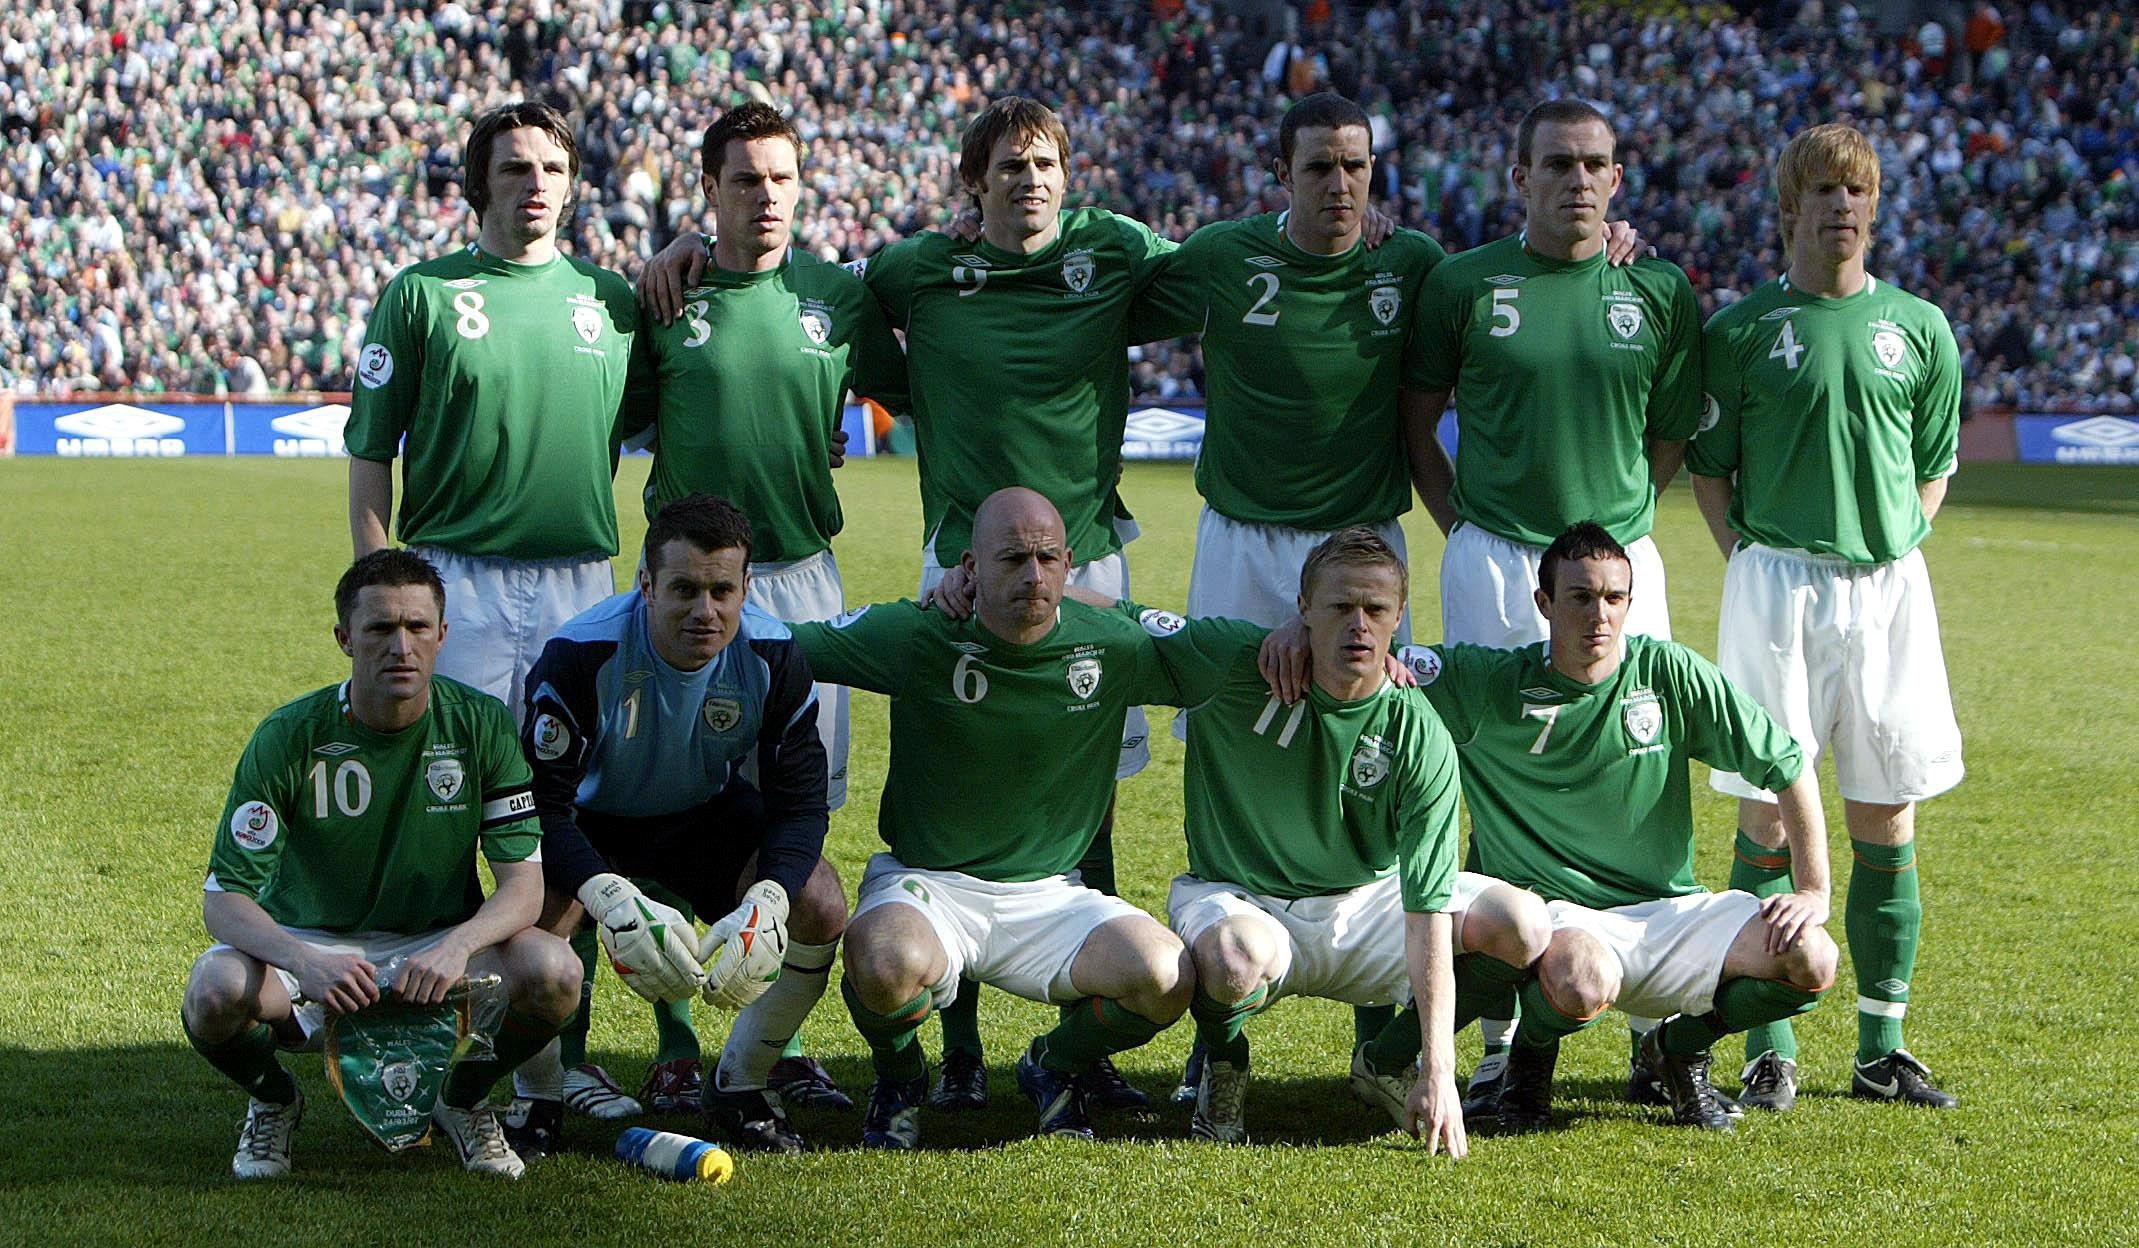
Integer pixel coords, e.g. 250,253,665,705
786,599,926,695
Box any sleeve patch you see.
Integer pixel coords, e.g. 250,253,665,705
356,343,394,389
481,789,537,826
829,605,871,629
1138,608,1186,637
1698,392,1721,433
842,257,869,278
531,713,571,761
229,801,280,851
1399,645,1442,685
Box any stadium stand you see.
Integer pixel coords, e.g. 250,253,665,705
2,1,2131,412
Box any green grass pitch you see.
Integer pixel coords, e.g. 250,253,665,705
0,455,2131,1245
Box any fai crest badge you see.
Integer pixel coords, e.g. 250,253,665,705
1369,285,1401,326
1622,696,1662,746
572,305,602,345
703,698,743,733
1062,250,1096,294
799,306,832,345
425,759,465,802
1350,737,1392,790
380,1060,421,1103
1873,329,1907,369
1608,302,1644,340
1067,658,1103,699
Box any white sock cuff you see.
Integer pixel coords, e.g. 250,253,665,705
513,1037,566,1100
785,938,838,972
1856,996,1908,1019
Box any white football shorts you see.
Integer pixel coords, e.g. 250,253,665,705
919,546,1149,779
1439,522,1672,648
1176,507,1412,741
1544,890,1760,1019
1167,870,1498,1008
1709,543,1963,806
747,548,851,811
414,545,616,725
852,854,1149,1008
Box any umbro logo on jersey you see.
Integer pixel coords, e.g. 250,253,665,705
1759,306,1799,321
952,254,989,269
951,640,989,654
442,278,487,290
1485,274,1526,287
1518,686,1559,702
312,742,361,757
1245,255,1285,268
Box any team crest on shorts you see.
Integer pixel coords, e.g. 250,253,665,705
1369,285,1402,326
703,698,743,733
379,1060,421,1104
798,302,832,345
572,305,602,345
1621,695,1663,746
1872,328,1907,369
1067,658,1103,699
425,758,465,802
1062,250,1096,294
1608,302,1644,340
1349,736,1392,790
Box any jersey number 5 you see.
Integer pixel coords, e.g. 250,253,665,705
1488,288,1521,338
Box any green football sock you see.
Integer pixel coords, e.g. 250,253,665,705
1364,953,1529,1070
1515,978,1598,1049
843,979,931,1083
1848,838,1921,1062
1728,828,1799,1062
1352,1003,1396,1048
1189,984,1266,1067
779,1031,806,1060
559,928,599,1068
938,977,984,1057
1075,825,1118,897
1035,996,1168,1075
652,996,701,1064
444,1007,564,1108
185,1017,297,1105
1659,978,1822,1057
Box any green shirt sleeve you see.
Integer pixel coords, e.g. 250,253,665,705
207,723,298,900
1124,602,1263,709
1117,212,1180,295
789,602,920,695
1665,643,1804,792
1401,262,1464,393
1914,311,1962,481
1687,310,1744,478
857,243,915,330
475,698,541,865
1396,699,1463,913
344,271,424,461
1126,227,1206,344
617,303,660,445
847,280,912,416
1402,643,1484,743
1646,267,1705,442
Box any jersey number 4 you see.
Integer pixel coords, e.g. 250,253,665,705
1768,319,1805,370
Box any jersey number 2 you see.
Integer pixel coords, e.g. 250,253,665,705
1242,273,1281,326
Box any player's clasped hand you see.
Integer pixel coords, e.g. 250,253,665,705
297,948,381,1016
1760,889,1831,954
1407,1070,1469,1159
391,942,470,1008
635,233,710,325
579,873,705,1004
920,563,977,620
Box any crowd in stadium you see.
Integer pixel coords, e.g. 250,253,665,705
3,0,2132,412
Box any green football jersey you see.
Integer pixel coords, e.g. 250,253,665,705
1139,608,1461,912
1407,636,1801,909
858,208,1174,565
1403,234,1703,546
346,245,637,559
790,598,1176,881
1688,275,1961,564
1128,214,1445,529
208,678,540,934
619,248,909,563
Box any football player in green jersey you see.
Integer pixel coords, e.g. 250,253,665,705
346,102,634,725
1400,99,1703,1106
611,103,907,1118
788,488,1194,1149
1138,529,1550,1155
181,551,582,1179
1690,124,1965,1111
1390,524,1837,1132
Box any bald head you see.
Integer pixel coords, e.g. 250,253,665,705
963,487,1072,641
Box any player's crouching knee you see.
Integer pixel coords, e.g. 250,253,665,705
503,928,583,1023
1193,919,1281,1002
792,858,850,945
182,949,261,1037
1465,885,1552,968
1125,930,1197,1023
1779,924,1839,995
1535,929,1618,1020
